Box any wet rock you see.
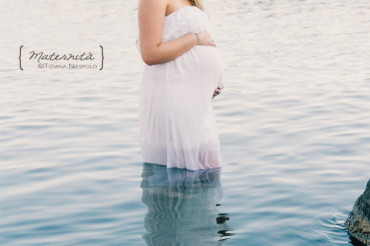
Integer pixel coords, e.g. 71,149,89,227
345,179,370,246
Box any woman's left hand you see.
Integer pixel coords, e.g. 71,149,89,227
212,85,224,99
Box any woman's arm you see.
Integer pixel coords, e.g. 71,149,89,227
138,0,215,66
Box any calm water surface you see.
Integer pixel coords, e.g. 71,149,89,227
1,0,369,245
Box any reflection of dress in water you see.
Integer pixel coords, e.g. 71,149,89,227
139,6,224,170
140,163,233,245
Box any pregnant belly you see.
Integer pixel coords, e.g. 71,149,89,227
179,45,225,88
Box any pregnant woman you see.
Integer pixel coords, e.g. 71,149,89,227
138,0,225,170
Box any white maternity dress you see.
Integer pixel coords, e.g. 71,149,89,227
139,6,224,171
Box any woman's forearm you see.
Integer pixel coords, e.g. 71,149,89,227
141,33,198,66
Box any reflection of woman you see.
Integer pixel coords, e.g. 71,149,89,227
138,0,225,170
140,163,232,245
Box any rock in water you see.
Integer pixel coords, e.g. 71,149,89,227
345,179,370,245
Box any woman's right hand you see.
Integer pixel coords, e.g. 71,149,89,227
197,30,216,47
212,84,224,99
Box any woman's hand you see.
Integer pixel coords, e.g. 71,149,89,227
198,30,216,47
212,85,224,99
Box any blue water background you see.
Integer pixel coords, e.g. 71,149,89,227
0,0,369,245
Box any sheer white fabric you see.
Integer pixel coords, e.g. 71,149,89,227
139,6,224,170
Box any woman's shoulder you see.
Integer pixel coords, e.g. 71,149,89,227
139,0,168,17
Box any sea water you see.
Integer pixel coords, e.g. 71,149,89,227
0,0,369,245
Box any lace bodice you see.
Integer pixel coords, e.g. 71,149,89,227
162,6,210,42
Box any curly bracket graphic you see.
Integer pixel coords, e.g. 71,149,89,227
19,45,24,70
100,45,104,70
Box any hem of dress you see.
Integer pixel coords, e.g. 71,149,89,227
142,161,223,172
